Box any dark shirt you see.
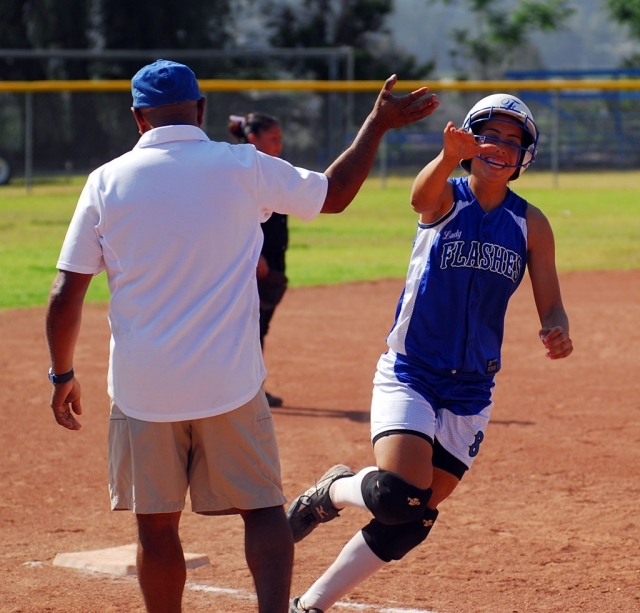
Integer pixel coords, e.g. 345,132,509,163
261,212,288,273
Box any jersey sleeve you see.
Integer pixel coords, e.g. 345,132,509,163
254,152,327,222
56,174,106,275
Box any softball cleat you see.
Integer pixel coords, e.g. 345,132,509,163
290,597,324,613
286,464,355,543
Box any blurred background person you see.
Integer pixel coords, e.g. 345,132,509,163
228,112,288,408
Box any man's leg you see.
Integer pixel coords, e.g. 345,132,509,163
136,511,185,613
241,505,294,613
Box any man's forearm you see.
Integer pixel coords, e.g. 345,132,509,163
322,115,387,214
320,75,439,214
45,271,92,373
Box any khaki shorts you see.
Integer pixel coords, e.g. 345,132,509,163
108,390,286,515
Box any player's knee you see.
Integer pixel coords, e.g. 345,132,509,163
361,507,439,562
361,470,432,525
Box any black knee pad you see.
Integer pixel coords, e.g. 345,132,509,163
361,470,432,525
361,507,439,562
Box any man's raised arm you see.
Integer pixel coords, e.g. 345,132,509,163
321,75,439,214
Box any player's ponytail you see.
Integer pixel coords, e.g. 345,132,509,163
228,115,249,143
228,112,280,144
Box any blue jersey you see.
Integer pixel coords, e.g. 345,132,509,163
387,176,529,381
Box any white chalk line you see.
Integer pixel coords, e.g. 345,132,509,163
187,582,443,613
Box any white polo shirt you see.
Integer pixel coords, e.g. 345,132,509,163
57,125,327,422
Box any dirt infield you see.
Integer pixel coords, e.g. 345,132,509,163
1,270,639,613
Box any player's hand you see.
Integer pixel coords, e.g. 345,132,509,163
50,378,83,430
369,75,439,131
256,255,270,280
539,327,573,360
442,121,498,162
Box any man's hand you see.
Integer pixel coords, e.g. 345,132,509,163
50,378,83,430
369,75,439,132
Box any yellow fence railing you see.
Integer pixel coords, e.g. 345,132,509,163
2,78,640,191
2,78,640,93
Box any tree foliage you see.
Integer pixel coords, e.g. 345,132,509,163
430,0,575,78
98,0,235,78
605,0,640,40
0,0,92,79
604,0,640,68
0,0,242,172
0,0,433,81
0,0,240,80
262,0,434,80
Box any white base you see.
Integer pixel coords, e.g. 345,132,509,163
53,543,210,576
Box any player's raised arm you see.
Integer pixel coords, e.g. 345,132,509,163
321,75,439,214
526,205,573,360
410,121,498,224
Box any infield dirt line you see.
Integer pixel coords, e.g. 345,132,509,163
187,582,444,613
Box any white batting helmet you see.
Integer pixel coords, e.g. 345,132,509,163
460,93,539,180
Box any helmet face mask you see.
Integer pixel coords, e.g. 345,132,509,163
460,94,539,180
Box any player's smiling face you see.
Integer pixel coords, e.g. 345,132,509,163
474,116,525,175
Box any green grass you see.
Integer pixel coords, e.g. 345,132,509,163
506,170,640,271
0,177,111,308
288,171,640,284
287,182,420,286
1,171,639,309
517,189,640,271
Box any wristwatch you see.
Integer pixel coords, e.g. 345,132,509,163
48,367,75,385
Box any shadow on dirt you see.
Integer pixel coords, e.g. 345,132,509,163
490,419,535,426
272,406,370,423
273,411,534,427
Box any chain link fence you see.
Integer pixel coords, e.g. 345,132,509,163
2,82,640,185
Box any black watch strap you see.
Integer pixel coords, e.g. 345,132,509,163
48,367,75,385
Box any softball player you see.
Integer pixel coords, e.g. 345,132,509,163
288,94,573,613
229,112,288,407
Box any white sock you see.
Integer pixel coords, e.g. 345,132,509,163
299,531,387,612
329,466,376,510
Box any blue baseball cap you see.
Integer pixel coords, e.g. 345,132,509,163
131,59,202,109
